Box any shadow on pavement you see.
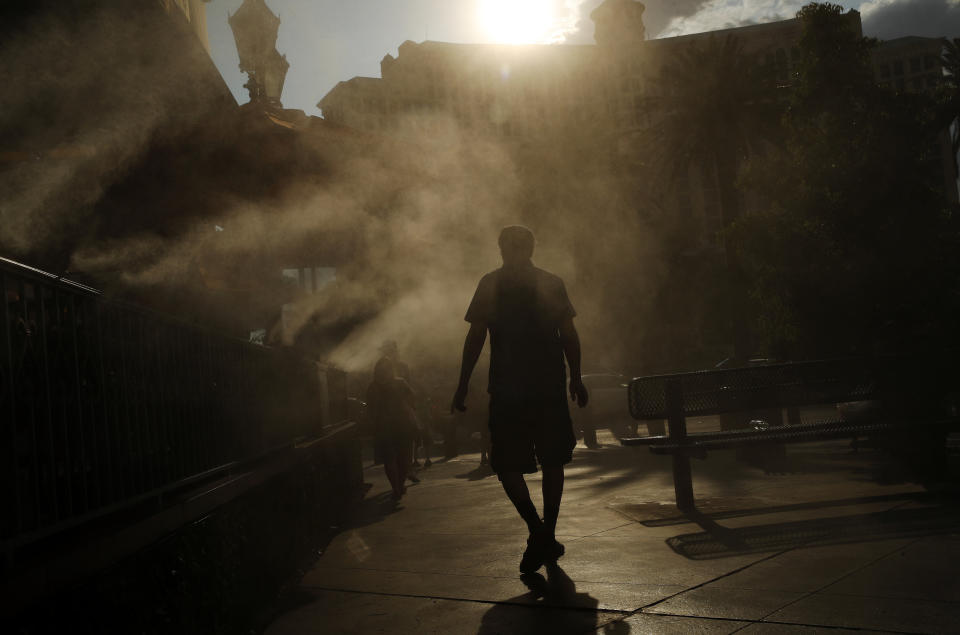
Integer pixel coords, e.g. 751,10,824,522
633,491,937,527
342,490,404,530
476,564,622,634
666,503,960,560
455,464,496,480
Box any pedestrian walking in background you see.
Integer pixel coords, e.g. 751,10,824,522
377,339,429,477
367,356,418,501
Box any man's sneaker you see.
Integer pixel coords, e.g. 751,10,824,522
542,536,565,562
519,535,545,574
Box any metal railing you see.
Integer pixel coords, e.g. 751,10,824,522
1,257,347,548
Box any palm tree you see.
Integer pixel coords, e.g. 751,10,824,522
639,34,782,360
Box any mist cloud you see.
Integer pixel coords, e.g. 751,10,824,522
0,5,231,265
67,100,664,380
70,113,525,373
3,5,673,387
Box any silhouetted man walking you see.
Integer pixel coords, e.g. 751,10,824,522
452,225,588,574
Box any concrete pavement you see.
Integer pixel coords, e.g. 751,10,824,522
266,431,960,634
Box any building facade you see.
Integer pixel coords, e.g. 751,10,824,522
874,36,946,94
317,1,955,239
317,2,828,140
157,0,211,52
318,3,949,148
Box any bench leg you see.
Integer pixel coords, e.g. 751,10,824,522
672,454,695,511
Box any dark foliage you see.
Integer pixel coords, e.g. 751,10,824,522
637,33,782,365
732,2,960,359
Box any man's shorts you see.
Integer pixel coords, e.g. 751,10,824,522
488,394,576,475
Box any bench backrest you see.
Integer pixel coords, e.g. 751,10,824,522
628,355,956,420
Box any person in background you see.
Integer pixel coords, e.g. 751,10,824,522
452,225,589,574
379,339,431,473
367,357,417,501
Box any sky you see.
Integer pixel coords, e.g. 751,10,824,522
206,0,960,116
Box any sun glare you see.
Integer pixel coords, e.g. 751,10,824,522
478,0,558,45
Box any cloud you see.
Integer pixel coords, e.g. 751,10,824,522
564,0,959,42
656,0,802,38
545,0,594,43
565,0,709,43
860,0,960,39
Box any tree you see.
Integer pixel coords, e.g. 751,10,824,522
641,33,782,361
732,3,960,359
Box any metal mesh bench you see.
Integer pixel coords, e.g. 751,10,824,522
620,355,960,510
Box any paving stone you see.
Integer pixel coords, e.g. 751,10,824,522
736,623,894,634
312,529,522,573
265,588,624,635
645,587,805,621
614,612,749,634
705,539,912,594
267,442,960,635
304,566,682,612
821,536,960,603
765,593,960,633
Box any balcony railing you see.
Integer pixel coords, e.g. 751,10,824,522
1,257,347,549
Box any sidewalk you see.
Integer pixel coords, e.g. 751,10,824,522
266,432,960,634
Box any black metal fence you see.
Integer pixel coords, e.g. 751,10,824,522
1,257,347,549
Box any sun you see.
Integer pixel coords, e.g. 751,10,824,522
478,0,558,45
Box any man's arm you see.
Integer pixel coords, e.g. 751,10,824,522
451,322,487,412
559,317,588,408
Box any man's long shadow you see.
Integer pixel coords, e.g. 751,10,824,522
476,564,630,634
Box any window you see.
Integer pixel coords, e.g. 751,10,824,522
282,267,336,294
879,63,890,79
911,77,923,91
281,269,300,288
893,60,904,76
925,54,937,70
910,57,921,73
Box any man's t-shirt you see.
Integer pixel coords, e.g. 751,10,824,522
465,263,575,400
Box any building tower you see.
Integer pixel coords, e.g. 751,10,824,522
591,0,646,46
229,0,289,106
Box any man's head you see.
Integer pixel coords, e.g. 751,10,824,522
498,225,535,266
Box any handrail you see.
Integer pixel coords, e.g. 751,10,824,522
1,256,348,550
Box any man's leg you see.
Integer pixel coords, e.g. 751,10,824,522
383,455,401,498
499,472,543,534
397,444,412,494
501,471,551,574
541,466,564,540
